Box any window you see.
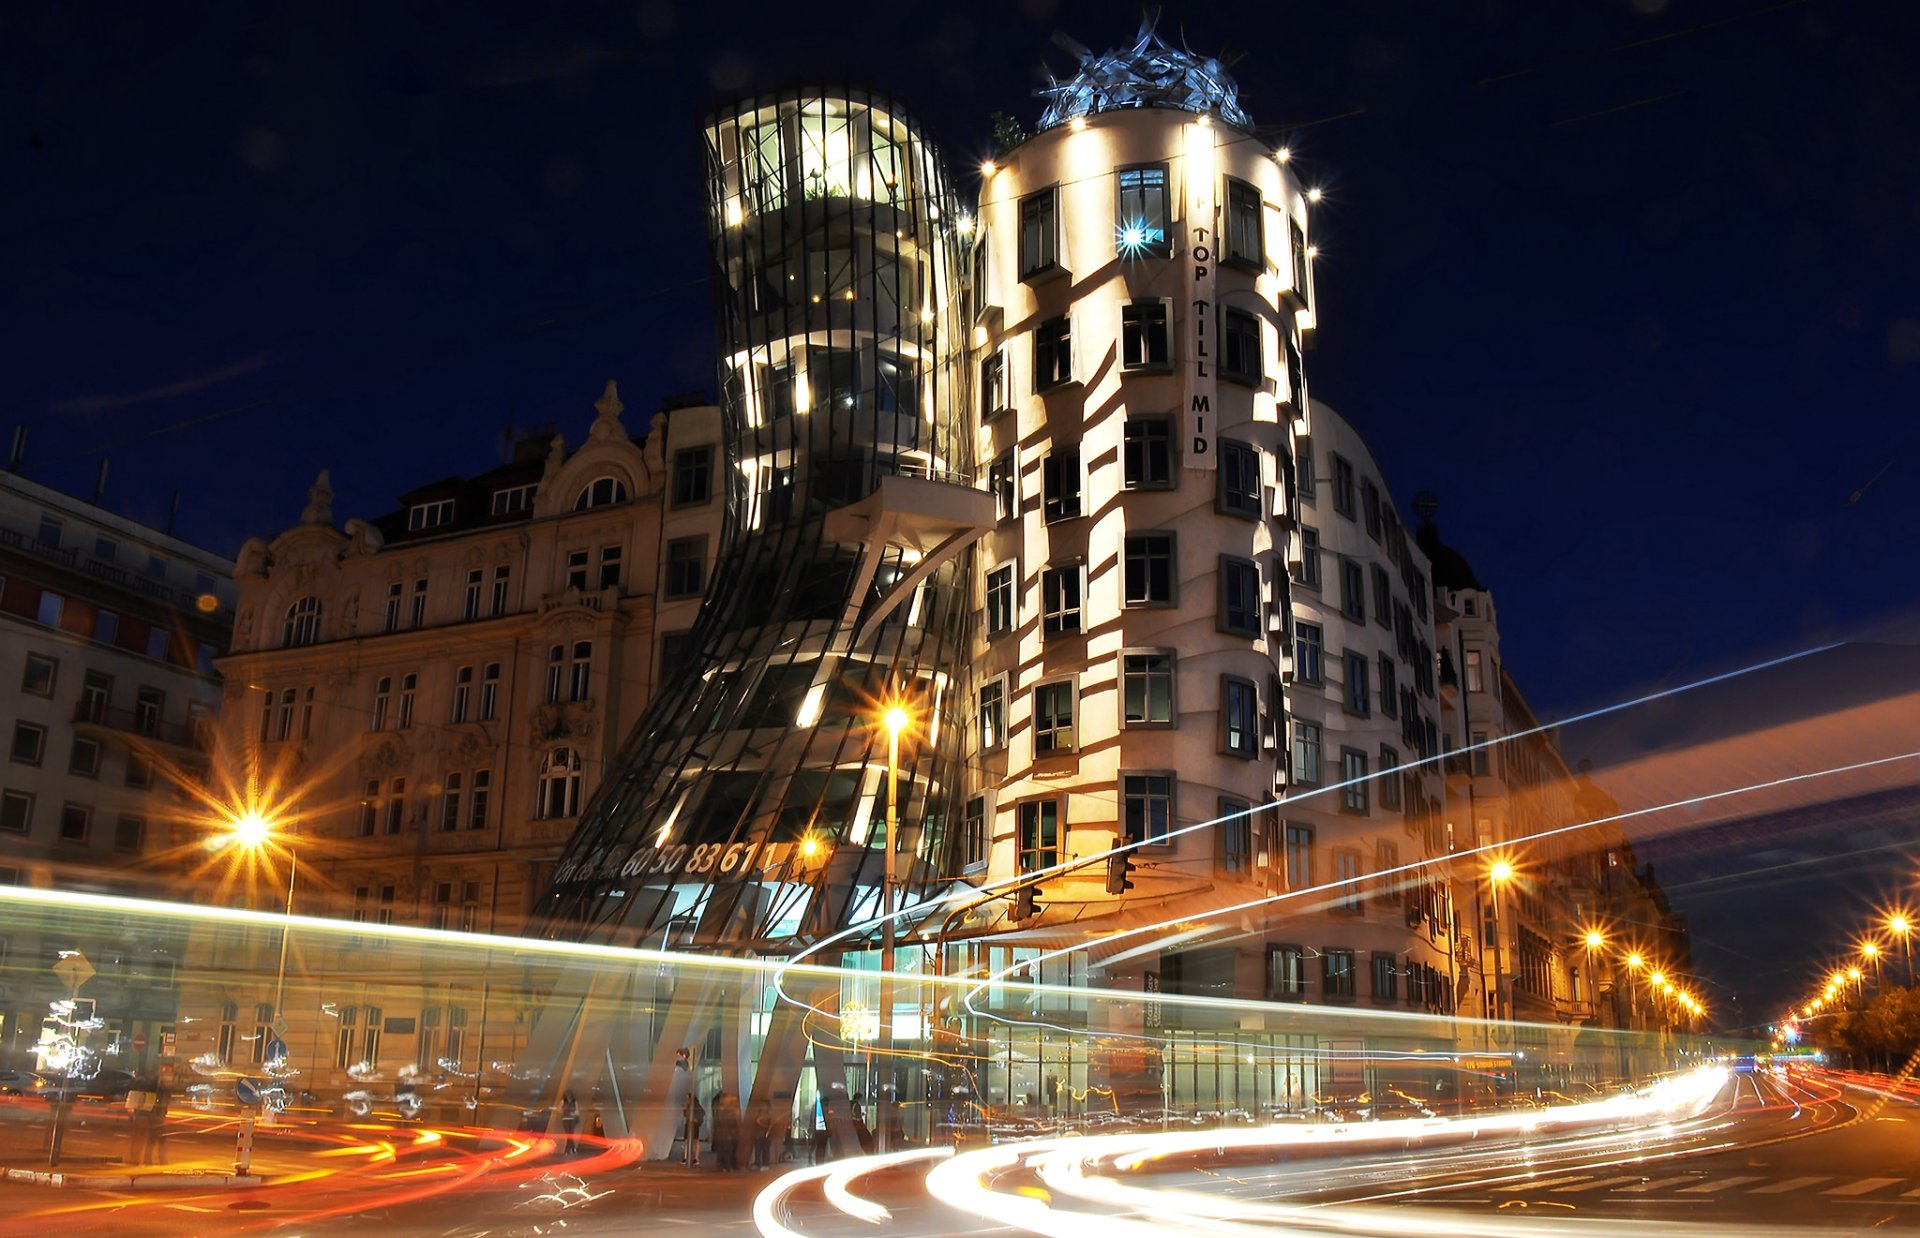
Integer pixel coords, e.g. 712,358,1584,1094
1122,773,1173,844
963,796,987,870
1115,163,1171,256
490,484,536,516
978,678,1006,752
1121,300,1171,369
1225,178,1262,267
407,499,455,531
1221,308,1261,384
359,780,379,836
1341,558,1366,622
762,356,798,419
1375,840,1401,905
372,676,392,730
487,567,510,617
1371,564,1392,627
1220,797,1252,873
1361,478,1382,540
0,791,31,833
10,722,45,766
538,747,582,819
1296,440,1316,499
1284,824,1313,890
114,814,144,855
568,640,592,701
545,644,565,703
1323,948,1356,999
1472,731,1492,777
1465,649,1485,693
985,563,1016,635
59,802,89,843
1291,720,1322,785
1123,533,1174,606
80,671,110,721
1378,656,1398,719
1122,651,1174,726
1017,799,1060,871
146,553,168,579
1266,944,1306,1001
385,777,407,834
451,665,471,722
93,611,118,646
1123,417,1173,488
567,549,589,592
397,673,416,729
1340,748,1370,815
1042,445,1081,520
980,349,1008,419
666,538,705,597
1331,454,1355,518
1033,681,1075,755
1286,325,1306,410
673,446,714,507
384,582,402,632
410,578,428,627
988,450,1017,521
1221,676,1258,758
1344,651,1370,715
1033,316,1072,389
335,1005,358,1067
1296,526,1322,589
36,591,64,628
1219,440,1260,516
96,535,118,561
145,627,169,662
479,662,500,721
1379,747,1402,811
21,654,56,697
463,569,483,619
134,686,163,735
1040,565,1083,637
68,736,101,778
125,752,152,789
441,773,463,831
281,596,322,647
1290,216,1311,304
1018,187,1058,278
1372,953,1399,1002
1220,556,1260,635
574,477,629,510
37,512,63,547
1294,622,1323,684
469,769,491,830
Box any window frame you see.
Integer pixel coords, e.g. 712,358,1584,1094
1219,555,1261,636
1122,531,1176,607
1017,797,1062,872
1039,563,1085,639
1031,678,1077,757
1114,163,1172,258
1266,943,1306,1002
1041,444,1083,522
1018,186,1061,280
1033,315,1074,391
1322,948,1357,1000
1340,747,1371,816
977,676,1007,754
1217,439,1261,518
1291,719,1323,786
1120,299,1172,371
1120,648,1176,729
665,536,707,599
672,445,715,508
1122,416,1175,489
1220,306,1262,385
1293,622,1323,685
985,561,1017,636
1220,674,1259,759
1121,770,1175,846
1344,650,1371,716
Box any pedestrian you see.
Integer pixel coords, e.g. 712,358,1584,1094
749,1096,776,1169
559,1090,580,1155
150,1068,173,1165
590,1106,605,1147
125,1077,155,1165
711,1091,741,1171
682,1092,705,1167
813,1097,832,1164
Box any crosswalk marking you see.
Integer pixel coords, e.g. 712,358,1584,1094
1493,1175,1592,1192
1553,1175,1644,1193
1825,1177,1902,1196
1618,1175,1701,1194
1680,1176,1766,1194
1750,1176,1833,1194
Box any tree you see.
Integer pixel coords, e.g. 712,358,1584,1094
1832,987,1920,1072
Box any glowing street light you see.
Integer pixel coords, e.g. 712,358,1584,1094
1584,930,1605,951
875,693,917,1155
1489,859,1515,884
1890,914,1916,987
218,807,299,1024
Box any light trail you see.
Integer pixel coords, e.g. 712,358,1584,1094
753,1145,951,1237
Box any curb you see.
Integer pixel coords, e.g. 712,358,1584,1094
3,1166,264,1189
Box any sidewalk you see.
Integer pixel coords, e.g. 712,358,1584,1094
0,1102,306,1189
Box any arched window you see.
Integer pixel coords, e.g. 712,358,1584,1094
282,596,321,647
537,746,582,819
574,477,629,510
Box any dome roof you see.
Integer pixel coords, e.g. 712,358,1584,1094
1037,19,1251,131
1415,520,1483,592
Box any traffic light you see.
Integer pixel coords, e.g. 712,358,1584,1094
1011,883,1043,921
1106,852,1136,896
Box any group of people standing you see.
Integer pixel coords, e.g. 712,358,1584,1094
679,1090,781,1169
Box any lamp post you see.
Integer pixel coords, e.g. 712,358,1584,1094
877,701,911,1155
1891,915,1914,988
1862,942,1883,991
1487,859,1514,1091
224,810,298,1026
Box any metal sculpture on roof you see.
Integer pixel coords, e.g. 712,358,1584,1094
1037,17,1251,131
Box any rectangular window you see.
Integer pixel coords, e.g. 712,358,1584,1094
1295,439,1316,500
114,814,144,855
1120,300,1171,369
1331,454,1356,518
92,611,118,646
1341,748,1370,815
1218,440,1261,516
598,544,623,591
1123,533,1174,606
988,450,1017,521
441,772,463,831
1122,651,1174,726
1372,953,1398,1002
410,578,428,627
125,752,152,788
1220,797,1252,873
1371,563,1392,628
1123,417,1173,489
59,802,90,843
1379,746,1402,811
666,538,706,597
1115,164,1171,256
1033,316,1073,389
1018,187,1058,278
1296,526,1322,589
37,513,64,547
1033,680,1075,755
1017,799,1060,871
469,769,491,830
1221,676,1258,758
1040,565,1083,637
1472,731,1492,777
1344,650,1370,715
490,565,510,615
980,349,1008,419
1294,622,1323,684
1,790,32,833
1341,558,1366,622
36,592,63,628
451,665,472,723
1289,216,1311,305
1375,840,1401,905
985,563,1016,635
1361,478,1382,541
762,356,798,419
1285,326,1307,413
1266,944,1305,1001
479,663,500,721
407,499,455,531
1221,308,1261,384
1334,847,1364,912
1291,720,1322,785
384,582,402,631
67,736,101,779
1225,178,1262,267
963,796,987,869
566,548,589,592
978,678,1006,752
385,778,406,835
1220,556,1260,635
398,673,416,729
1465,649,1485,693
673,446,714,507
463,569,483,619
1042,445,1081,520
1379,656,1398,719
490,484,536,516
9,722,46,766
359,780,379,836
1323,948,1356,999
21,653,57,697
1122,772,1173,844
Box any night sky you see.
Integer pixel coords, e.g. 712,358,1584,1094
8,2,1919,1008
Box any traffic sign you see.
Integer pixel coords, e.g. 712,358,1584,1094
51,951,94,992
131,1033,148,1053
235,1078,263,1106
271,1014,290,1041
265,1035,287,1063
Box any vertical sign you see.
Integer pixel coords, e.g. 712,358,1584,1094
1183,119,1218,471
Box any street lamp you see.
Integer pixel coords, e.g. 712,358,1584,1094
220,809,298,1026
876,697,914,1155
1862,941,1883,989
1890,914,1915,987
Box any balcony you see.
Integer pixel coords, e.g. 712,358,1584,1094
72,702,213,754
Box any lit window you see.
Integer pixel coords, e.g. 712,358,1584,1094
1017,799,1061,871
980,349,1008,419
988,450,1017,521
978,678,1006,752
1114,164,1171,257
1033,681,1075,755
538,747,582,819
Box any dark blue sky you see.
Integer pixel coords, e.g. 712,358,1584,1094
7,0,1918,724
